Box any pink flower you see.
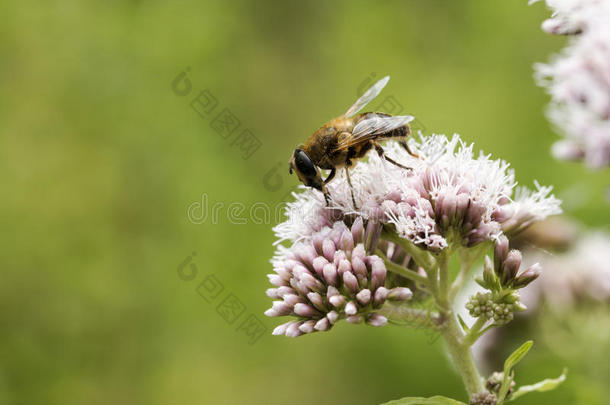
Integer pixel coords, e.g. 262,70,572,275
533,0,610,167
275,134,561,251
266,218,412,337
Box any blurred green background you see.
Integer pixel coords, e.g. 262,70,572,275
1,1,609,404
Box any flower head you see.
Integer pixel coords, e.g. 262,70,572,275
274,134,561,251
530,0,610,35
266,218,412,337
533,0,610,167
520,230,610,311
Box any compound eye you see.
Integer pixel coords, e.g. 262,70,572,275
293,149,317,177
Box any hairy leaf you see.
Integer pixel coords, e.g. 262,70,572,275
381,395,467,405
508,369,568,401
498,341,533,403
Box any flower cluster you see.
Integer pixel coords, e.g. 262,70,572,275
520,229,610,311
532,0,610,167
466,236,539,326
472,221,610,375
466,292,517,326
268,134,560,340
486,372,515,398
530,0,610,35
274,135,561,252
469,391,497,405
266,218,412,337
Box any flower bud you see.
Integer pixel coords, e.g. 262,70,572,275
285,322,304,337
294,303,320,318
337,259,352,276
366,313,388,327
494,235,509,273
513,263,541,288
387,287,413,301
312,256,329,278
351,217,364,243
306,292,327,312
339,230,355,252
345,301,358,316
369,256,387,291
328,294,346,308
322,239,336,262
342,271,359,293
356,289,372,305
283,294,303,307
486,371,514,398
373,286,389,307
272,322,290,336
268,301,293,316
322,263,338,286
351,256,368,279
502,250,522,285
299,320,316,334
469,391,497,405
326,311,339,324
314,317,330,331
346,315,363,324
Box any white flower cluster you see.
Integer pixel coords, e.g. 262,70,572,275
532,0,610,167
273,135,561,251
520,230,610,311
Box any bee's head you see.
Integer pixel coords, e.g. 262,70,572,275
289,148,324,192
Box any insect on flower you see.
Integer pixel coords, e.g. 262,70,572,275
288,76,419,207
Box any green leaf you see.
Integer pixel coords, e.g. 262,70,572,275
508,368,568,401
504,340,533,373
497,341,534,404
381,395,467,405
457,314,470,333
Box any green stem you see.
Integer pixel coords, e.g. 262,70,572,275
440,312,485,396
436,248,485,398
463,316,489,347
379,302,441,329
437,252,450,311
381,226,436,272
449,243,489,301
376,249,429,286
379,228,486,399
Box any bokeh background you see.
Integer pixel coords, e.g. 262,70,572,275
1,1,609,404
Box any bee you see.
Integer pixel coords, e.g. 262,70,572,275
289,76,418,206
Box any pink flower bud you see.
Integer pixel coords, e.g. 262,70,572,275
342,271,359,293
351,217,365,243
366,313,388,327
387,287,413,301
299,320,316,334
314,317,330,331
322,239,336,262
356,289,371,305
346,315,363,324
373,286,389,306
322,263,338,286
294,303,319,318
345,301,358,316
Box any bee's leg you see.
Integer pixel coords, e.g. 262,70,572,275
374,142,412,170
344,167,358,210
399,140,420,159
323,168,336,184
323,191,331,206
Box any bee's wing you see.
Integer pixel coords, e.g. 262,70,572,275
352,115,414,138
343,76,390,118
334,115,414,150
